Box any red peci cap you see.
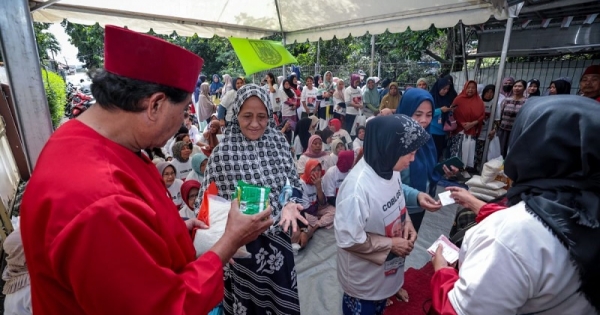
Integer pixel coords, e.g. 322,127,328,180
582,65,600,77
104,25,203,93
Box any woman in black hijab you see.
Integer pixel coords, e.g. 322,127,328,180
430,95,600,314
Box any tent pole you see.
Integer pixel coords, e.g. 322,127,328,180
377,61,381,79
481,17,513,168
459,21,468,82
370,34,375,77
316,39,320,75
281,35,286,78
0,0,54,171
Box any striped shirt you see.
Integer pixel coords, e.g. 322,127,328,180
500,98,527,131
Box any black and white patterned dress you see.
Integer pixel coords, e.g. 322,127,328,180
196,84,302,315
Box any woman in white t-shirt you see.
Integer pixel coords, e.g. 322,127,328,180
343,74,364,132
292,159,335,250
352,126,365,156
170,141,194,180
329,118,352,150
296,135,334,174
322,150,354,206
329,138,346,166
157,162,184,208
334,115,430,315
264,73,281,114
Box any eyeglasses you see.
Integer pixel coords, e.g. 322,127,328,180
163,172,176,177
188,193,199,200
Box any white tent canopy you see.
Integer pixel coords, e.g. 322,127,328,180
32,0,505,42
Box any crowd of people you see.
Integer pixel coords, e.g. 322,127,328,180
3,24,599,315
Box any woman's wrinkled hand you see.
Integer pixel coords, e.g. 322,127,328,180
446,186,486,214
279,202,306,233
402,220,418,244
432,245,452,272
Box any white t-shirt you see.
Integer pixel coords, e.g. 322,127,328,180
186,171,202,182
344,86,363,116
281,94,297,117
334,159,407,300
449,202,596,315
170,159,193,180
220,90,237,122
265,84,280,112
179,204,196,219
322,166,348,197
333,95,346,116
188,125,201,144
352,138,363,154
292,135,304,156
299,179,318,211
167,179,184,207
300,86,318,115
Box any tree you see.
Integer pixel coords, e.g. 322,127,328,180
61,21,104,70
35,23,61,61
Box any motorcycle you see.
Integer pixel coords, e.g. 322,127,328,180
68,89,95,118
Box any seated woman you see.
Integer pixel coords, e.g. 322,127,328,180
178,180,201,219
430,96,600,315
156,162,183,208
170,141,194,180
292,159,335,249
329,118,352,149
196,120,221,156
329,138,346,166
352,126,365,156
334,114,430,315
186,153,208,182
3,227,32,315
296,135,334,174
317,128,334,152
292,117,313,159
322,150,354,206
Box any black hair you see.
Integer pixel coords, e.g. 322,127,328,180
266,72,275,84
481,84,496,102
317,128,333,143
514,80,528,88
234,77,245,91
91,70,189,112
305,76,314,82
283,79,295,98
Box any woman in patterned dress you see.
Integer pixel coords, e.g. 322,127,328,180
196,84,306,315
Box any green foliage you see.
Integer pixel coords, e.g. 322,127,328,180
41,69,66,128
34,23,61,61
61,21,105,70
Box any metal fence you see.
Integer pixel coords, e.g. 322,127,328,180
451,59,598,95
250,61,446,88
250,59,599,95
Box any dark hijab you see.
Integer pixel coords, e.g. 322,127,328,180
287,74,298,90
527,79,541,97
363,115,429,180
283,79,295,98
442,74,458,100
430,78,455,126
396,88,441,194
551,79,572,95
295,117,313,152
505,95,600,311
481,84,495,102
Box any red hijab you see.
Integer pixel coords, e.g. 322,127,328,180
329,119,342,132
301,159,324,184
452,80,485,136
337,150,354,173
180,180,201,207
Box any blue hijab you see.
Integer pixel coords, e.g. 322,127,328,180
396,88,440,194
209,74,223,95
193,78,202,103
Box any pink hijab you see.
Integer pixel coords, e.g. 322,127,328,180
303,135,329,158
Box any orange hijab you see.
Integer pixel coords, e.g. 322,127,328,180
300,159,323,185
452,80,485,136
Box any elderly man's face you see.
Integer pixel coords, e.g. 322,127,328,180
580,74,600,97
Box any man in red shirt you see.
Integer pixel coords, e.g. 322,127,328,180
20,25,272,315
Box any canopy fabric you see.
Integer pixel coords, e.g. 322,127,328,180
32,0,505,42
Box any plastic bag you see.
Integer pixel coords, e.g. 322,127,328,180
193,183,251,259
480,156,503,184
465,175,506,190
487,136,502,161
233,181,271,215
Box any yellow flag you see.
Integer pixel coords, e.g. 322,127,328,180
228,37,298,76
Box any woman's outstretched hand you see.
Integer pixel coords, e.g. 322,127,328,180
279,202,306,233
